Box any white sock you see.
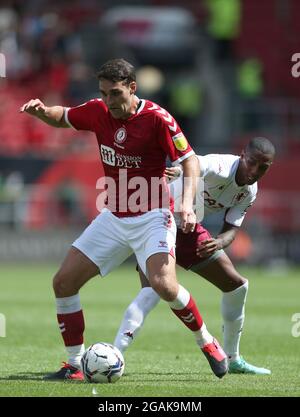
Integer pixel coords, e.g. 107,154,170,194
56,294,85,368
114,287,160,353
168,285,213,348
194,323,214,348
221,281,248,362
167,284,190,309
56,294,81,314
66,344,85,369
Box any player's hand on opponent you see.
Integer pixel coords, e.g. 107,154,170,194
164,166,182,183
196,238,222,258
180,208,196,234
20,99,47,117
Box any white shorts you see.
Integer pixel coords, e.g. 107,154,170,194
72,208,176,277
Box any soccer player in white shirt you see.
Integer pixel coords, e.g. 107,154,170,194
114,137,275,375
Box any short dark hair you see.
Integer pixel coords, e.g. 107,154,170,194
246,137,276,158
97,59,136,85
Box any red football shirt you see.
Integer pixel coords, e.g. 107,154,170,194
65,98,194,217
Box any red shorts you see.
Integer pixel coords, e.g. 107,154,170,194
175,223,212,270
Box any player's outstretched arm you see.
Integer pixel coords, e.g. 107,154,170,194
20,99,69,128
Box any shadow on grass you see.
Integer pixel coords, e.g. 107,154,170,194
0,371,214,384
0,372,48,381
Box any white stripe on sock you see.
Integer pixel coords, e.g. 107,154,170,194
56,294,81,314
168,285,190,310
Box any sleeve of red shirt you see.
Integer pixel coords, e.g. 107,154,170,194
65,99,105,131
156,112,195,165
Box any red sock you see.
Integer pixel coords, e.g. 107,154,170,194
171,296,203,331
57,310,85,346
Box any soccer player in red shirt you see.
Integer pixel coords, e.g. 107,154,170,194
20,59,227,380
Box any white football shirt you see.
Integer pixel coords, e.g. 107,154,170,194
170,154,257,227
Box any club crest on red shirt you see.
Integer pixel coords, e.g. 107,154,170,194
114,127,127,144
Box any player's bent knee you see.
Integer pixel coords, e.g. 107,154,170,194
53,271,77,297
149,276,178,302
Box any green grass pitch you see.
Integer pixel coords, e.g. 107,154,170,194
0,263,299,397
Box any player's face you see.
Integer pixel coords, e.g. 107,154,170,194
236,149,274,185
99,79,137,119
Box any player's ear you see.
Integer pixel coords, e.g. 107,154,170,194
129,81,137,94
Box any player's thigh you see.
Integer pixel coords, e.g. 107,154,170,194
73,210,132,276
54,246,99,295
194,252,246,292
147,252,177,281
133,209,176,276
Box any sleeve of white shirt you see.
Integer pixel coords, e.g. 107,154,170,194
225,186,257,227
197,154,226,178
197,155,211,177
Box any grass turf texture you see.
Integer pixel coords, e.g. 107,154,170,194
0,263,299,397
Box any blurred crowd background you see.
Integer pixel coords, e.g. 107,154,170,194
0,0,299,265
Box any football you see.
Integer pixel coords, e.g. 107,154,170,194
81,342,125,383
